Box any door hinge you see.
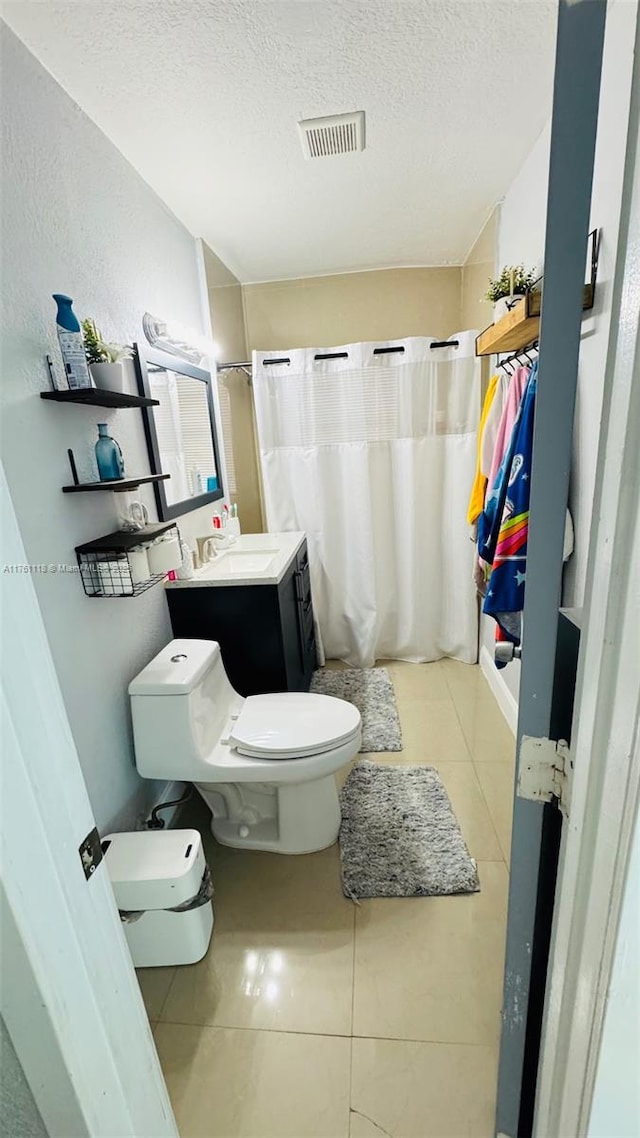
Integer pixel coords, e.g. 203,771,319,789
517,735,572,817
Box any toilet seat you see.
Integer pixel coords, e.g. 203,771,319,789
229,692,361,760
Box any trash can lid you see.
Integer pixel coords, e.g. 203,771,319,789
103,828,206,911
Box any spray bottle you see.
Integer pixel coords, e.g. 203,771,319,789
52,294,92,389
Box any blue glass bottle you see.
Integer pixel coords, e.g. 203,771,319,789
95,423,125,481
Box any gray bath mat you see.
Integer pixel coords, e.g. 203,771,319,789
310,667,402,752
339,760,480,898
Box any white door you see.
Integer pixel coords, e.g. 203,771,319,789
496,1,640,1134
495,1,608,1133
535,13,640,1132
0,464,178,1137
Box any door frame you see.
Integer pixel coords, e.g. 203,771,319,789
534,14,640,1132
0,464,178,1137
496,2,608,1133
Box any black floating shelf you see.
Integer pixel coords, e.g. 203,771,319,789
41,389,159,409
76,522,176,555
63,473,170,494
75,522,180,598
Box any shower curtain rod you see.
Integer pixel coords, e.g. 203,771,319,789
217,341,460,372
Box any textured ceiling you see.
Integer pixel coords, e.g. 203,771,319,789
3,1,557,282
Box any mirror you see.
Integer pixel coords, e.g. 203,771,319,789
134,344,224,520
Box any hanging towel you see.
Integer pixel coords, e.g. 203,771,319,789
486,366,530,495
477,362,537,570
467,373,500,525
483,368,537,648
471,370,509,593
481,370,508,477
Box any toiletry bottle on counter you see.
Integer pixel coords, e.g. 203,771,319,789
95,423,125,481
177,538,195,580
226,503,241,537
52,294,92,389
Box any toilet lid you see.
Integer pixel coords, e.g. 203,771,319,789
229,693,361,759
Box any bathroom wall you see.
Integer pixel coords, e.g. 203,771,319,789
242,266,462,351
479,0,638,711
203,244,264,534
461,209,498,396
1,26,227,832
460,210,497,335
204,244,248,362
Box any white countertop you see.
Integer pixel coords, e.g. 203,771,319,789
166,532,306,589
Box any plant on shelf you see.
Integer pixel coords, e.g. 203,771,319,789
82,318,132,393
485,265,538,322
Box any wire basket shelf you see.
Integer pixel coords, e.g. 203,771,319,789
76,523,179,598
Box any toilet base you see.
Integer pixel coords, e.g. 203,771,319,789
195,775,342,854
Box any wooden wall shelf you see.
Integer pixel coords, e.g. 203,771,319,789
476,228,599,358
476,285,594,357
41,389,159,409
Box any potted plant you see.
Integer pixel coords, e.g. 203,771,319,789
485,265,538,322
81,318,132,392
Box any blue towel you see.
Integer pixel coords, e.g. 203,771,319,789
482,366,537,647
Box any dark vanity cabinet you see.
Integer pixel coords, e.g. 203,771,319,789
166,541,317,696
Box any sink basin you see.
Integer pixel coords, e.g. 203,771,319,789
168,532,306,589
200,550,278,577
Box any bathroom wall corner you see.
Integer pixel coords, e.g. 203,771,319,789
1,28,227,833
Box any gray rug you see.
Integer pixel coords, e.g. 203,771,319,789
310,667,402,752
339,760,480,898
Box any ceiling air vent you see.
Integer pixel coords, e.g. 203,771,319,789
298,111,365,159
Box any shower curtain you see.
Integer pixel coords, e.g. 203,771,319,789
253,333,480,668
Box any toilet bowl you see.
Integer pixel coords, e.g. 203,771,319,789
129,639,362,854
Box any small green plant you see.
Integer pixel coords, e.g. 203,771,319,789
485,265,538,303
81,318,132,365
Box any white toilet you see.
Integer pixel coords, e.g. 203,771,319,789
129,639,362,854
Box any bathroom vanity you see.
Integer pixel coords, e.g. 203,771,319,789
165,532,317,696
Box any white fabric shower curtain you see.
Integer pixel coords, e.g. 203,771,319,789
253,333,480,668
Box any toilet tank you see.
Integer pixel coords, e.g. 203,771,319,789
129,639,242,781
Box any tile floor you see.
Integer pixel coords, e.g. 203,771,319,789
139,659,516,1138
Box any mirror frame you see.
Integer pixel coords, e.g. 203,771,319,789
134,343,224,521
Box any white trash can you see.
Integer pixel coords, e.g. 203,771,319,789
103,828,214,967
